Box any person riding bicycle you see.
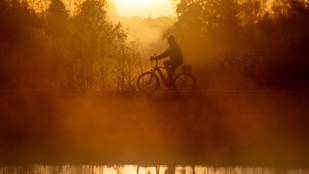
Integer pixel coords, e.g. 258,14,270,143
151,35,184,85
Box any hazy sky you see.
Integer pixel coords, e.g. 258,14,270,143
112,0,176,17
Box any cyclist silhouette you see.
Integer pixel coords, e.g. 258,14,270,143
153,35,183,85
138,37,195,92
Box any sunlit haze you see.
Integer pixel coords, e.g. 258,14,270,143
2,0,309,169
113,0,175,17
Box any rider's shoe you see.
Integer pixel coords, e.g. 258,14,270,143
166,80,175,91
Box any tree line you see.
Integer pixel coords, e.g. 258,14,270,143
0,0,145,92
1,0,309,91
170,0,309,90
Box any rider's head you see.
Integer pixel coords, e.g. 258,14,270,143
168,35,175,45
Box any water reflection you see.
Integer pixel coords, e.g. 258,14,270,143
0,165,308,174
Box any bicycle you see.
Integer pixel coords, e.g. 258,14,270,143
137,56,196,93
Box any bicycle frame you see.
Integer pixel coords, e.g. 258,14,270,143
150,60,170,87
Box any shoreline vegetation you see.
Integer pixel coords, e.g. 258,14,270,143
0,164,308,174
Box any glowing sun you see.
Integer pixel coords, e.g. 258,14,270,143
113,0,174,18
118,0,154,3
117,0,155,5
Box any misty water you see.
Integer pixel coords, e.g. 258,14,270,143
1,92,309,173
0,165,308,174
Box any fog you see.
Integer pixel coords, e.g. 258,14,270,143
1,0,309,169
1,92,308,167
107,10,177,51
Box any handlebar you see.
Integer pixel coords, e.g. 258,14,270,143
150,57,158,68
150,54,166,69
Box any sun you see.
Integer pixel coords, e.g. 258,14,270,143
117,0,154,5
113,0,174,18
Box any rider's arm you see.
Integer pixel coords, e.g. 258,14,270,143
156,46,172,60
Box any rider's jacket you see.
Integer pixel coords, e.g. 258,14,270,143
156,42,183,64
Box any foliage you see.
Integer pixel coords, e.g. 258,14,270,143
0,0,44,89
1,0,309,91
171,0,309,90
0,0,145,91
215,47,268,89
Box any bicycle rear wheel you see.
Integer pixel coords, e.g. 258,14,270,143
137,72,159,92
174,73,196,93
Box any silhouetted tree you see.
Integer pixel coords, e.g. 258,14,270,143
172,0,242,46
171,0,309,90
110,41,145,92
44,0,70,90
71,0,130,91
255,0,309,88
0,0,146,92
0,0,43,90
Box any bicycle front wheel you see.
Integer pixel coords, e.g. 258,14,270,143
174,73,196,93
137,72,159,92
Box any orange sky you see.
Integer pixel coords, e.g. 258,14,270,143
112,0,176,17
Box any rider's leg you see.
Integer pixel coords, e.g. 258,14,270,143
170,63,181,80
164,60,173,82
